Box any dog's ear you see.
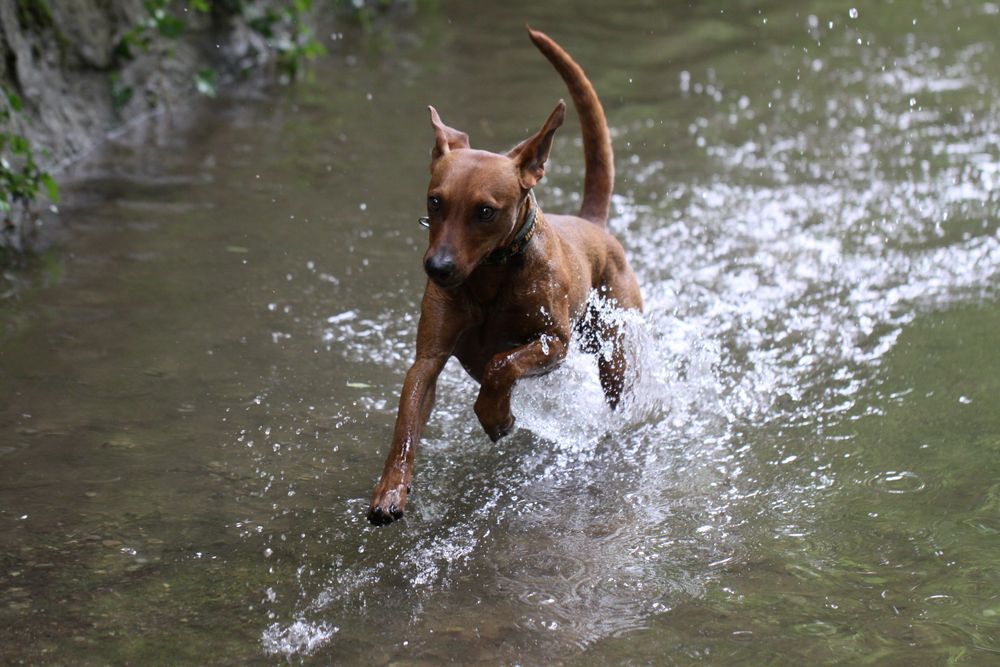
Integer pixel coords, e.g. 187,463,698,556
507,100,565,189
429,106,470,163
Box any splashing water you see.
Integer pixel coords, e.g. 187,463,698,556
3,3,1000,664
261,186,999,657
256,7,1000,662
261,620,338,657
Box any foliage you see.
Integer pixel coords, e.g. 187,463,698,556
114,0,326,96
14,0,55,31
109,73,135,113
0,88,57,220
6,1,381,230
332,0,395,30
194,68,218,97
113,0,188,62
246,0,327,80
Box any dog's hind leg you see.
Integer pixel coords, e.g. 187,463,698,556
597,325,628,409
595,269,643,409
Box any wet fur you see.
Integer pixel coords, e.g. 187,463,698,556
368,28,643,525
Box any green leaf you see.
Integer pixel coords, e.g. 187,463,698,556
40,173,58,203
248,10,280,38
194,68,217,97
189,0,210,11
113,37,134,61
155,14,185,39
6,91,22,112
10,134,29,155
109,73,134,112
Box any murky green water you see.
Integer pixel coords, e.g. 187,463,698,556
3,1,1000,663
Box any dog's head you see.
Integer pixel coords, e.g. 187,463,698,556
420,102,565,288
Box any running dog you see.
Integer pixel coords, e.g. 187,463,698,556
369,28,642,525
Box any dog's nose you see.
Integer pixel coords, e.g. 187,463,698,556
424,254,457,283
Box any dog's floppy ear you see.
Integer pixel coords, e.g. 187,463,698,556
429,106,470,162
507,100,565,189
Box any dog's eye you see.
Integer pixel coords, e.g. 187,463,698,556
427,196,442,212
476,206,496,221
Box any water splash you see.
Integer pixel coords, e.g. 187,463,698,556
260,182,1000,660
261,619,338,657
256,18,1000,660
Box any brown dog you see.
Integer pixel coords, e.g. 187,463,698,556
368,28,642,525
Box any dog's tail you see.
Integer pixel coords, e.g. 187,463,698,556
528,27,613,226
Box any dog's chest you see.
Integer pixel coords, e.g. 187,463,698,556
452,301,556,381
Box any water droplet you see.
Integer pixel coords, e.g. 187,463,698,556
848,7,859,19
679,70,690,93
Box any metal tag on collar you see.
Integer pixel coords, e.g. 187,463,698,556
418,216,430,229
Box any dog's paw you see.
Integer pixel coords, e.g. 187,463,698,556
474,392,516,442
483,413,516,443
486,415,514,442
368,482,408,526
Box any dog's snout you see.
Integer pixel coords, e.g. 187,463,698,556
424,254,457,283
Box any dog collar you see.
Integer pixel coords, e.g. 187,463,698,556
484,192,537,265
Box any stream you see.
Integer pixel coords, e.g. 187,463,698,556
2,1,1000,664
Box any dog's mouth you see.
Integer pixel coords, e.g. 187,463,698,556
426,270,465,289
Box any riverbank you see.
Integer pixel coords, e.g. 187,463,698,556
0,0,328,256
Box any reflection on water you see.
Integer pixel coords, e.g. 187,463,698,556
2,0,1000,664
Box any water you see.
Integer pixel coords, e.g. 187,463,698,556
3,0,1000,663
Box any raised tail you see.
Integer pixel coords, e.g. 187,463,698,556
527,27,614,226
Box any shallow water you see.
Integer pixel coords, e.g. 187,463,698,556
2,0,1000,664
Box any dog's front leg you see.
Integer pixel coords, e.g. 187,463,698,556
474,331,568,442
368,356,445,524
368,292,464,525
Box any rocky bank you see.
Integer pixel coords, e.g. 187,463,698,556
0,0,297,253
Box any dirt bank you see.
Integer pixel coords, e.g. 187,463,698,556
0,0,301,253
